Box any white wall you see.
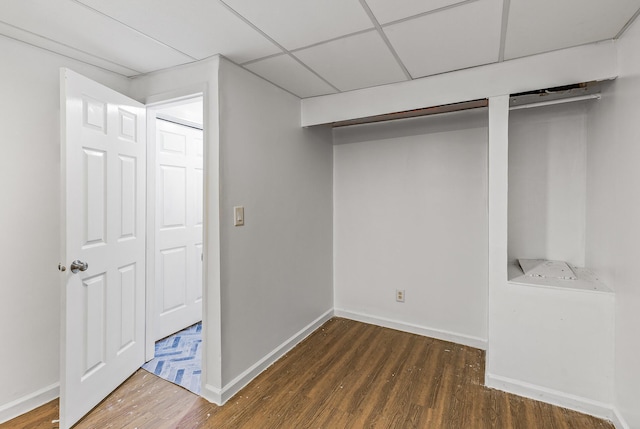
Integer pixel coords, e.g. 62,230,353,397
586,16,640,428
487,95,615,420
487,283,614,412
0,36,131,421
508,103,588,267
217,59,333,391
333,109,488,348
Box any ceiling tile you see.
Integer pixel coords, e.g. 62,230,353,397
75,0,281,64
221,0,373,50
365,0,468,24
0,21,140,76
244,54,337,98
294,30,407,92
0,0,192,74
384,0,503,78
505,0,640,60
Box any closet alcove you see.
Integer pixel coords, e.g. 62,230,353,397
487,85,615,414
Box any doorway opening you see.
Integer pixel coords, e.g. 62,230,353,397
143,95,204,394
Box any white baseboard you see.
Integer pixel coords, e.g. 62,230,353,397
201,383,223,405
204,308,334,406
611,406,631,429
0,383,59,424
485,373,614,422
334,308,487,350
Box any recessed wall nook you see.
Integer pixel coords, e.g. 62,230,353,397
486,84,615,421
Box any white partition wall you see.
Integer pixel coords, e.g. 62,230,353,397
486,95,510,390
486,96,615,420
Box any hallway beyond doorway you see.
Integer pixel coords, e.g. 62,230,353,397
142,322,202,394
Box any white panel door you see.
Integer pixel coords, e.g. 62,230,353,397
155,119,203,340
60,69,146,429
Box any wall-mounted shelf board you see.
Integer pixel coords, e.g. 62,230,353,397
507,262,612,294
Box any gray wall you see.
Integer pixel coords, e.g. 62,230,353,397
218,59,333,385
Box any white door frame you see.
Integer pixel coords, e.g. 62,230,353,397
145,92,203,357
144,87,217,400
143,83,222,404
153,112,204,342
145,93,204,356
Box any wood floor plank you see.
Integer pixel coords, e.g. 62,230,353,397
2,318,614,429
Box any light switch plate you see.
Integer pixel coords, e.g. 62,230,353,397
234,206,244,226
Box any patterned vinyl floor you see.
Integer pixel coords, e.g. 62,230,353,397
142,322,202,394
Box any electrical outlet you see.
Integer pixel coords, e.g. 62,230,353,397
396,289,405,302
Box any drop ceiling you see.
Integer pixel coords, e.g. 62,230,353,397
1,0,639,98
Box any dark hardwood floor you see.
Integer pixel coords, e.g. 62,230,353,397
2,318,613,428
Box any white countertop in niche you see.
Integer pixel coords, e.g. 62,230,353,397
507,261,613,294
